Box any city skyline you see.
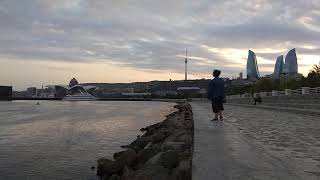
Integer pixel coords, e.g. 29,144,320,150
1,0,320,90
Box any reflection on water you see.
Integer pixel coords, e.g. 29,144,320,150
0,100,175,180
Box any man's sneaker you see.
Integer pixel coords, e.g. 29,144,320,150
211,118,218,121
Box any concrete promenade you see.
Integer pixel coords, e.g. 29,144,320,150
191,101,320,180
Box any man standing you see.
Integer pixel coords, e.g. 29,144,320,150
208,70,225,121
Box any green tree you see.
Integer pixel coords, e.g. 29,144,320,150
305,64,320,87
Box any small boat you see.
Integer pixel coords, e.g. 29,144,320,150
63,92,97,101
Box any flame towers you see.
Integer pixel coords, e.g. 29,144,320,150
273,48,298,79
246,50,260,79
274,55,284,79
284,48,298,76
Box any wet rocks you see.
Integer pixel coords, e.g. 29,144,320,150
146,150,179,170
152,133,167,143
136,148,158,164
171,160,192,180
113,148,137,166
97,158,115,177
96,102,194,180
123,165,171,180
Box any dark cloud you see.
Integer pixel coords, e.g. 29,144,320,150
0,0,320,78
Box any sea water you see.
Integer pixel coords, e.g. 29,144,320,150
0,100,175,180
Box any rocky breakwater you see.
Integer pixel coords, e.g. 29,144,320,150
96,102,194,180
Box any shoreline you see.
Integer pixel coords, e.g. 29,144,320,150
9,98,186,102
96,102,194,180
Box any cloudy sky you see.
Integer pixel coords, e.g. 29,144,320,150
1,0,320,90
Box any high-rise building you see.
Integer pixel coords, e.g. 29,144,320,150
284,48,298,77
274,55,284,79
246,50,260,79
273,48,298,79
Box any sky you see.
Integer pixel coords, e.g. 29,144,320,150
0,0,320,90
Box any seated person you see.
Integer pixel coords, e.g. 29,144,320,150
253,94,262,105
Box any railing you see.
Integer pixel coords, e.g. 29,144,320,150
227,87,320,99
310,87,320,94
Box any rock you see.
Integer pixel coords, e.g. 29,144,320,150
144,129,156,136
161,141,189,152
121,166,133,180
165,130,188,142
97,158,115,177
146,150,179,170
108,174,121,180
144,142,152,149
185,120,193,130
160,127,175,136
113,148,137,173
111,160,125,175
137,148,158,164
126,165,171,180
152,134,167,143
150,142,162,152
175,134,192,143
113,148,136,165
146,152,162,165
161,150,179,170
113,151,124,160
90,166,95,170
177,149,192,161
129,136,152,151
171,160,191,180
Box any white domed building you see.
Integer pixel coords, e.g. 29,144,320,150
48,78,97,101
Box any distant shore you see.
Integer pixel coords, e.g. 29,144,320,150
10,97,186,102
96,102,194,180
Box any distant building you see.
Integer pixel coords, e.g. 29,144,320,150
274,55,284,79
273,48,299,80
284,48,298,77
0,86,12,101
239,72,243,80
27,87,37,97
69,78,79,87
246,50,260,80
177,87,200,98
48,78,96,98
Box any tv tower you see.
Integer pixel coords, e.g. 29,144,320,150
185,48,188,81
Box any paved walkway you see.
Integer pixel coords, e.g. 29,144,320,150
191,101,320,180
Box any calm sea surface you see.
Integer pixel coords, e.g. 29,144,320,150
0,100,175,180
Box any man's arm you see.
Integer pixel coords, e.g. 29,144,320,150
207,80,213,99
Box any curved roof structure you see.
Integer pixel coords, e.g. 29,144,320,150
246,50,260,79
47,85,96,91
284,48,298,76
274,55,284,79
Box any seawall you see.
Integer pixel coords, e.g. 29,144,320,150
96,102,194,180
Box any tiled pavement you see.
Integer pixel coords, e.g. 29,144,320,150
191,101,320,180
